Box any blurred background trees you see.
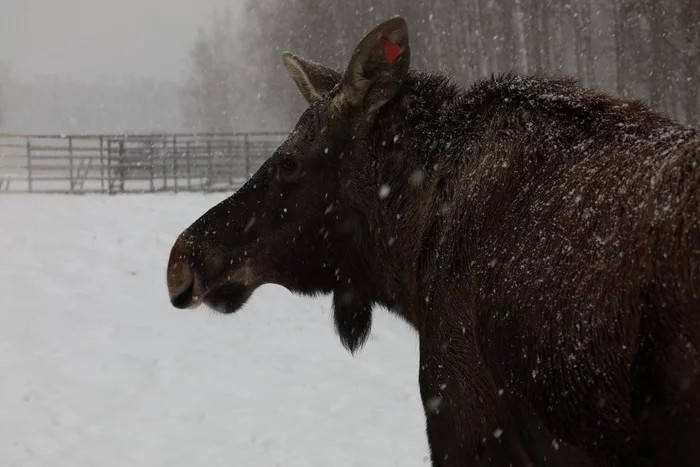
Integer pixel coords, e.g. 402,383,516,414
4,1,696,135
182,0,700,132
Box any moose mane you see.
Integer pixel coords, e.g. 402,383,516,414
332,69,698,354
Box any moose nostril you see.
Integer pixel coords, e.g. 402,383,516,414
167,236,198,309
167,256,196,309
170,278,194,309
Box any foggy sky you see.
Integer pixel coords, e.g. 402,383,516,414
0,0,243,83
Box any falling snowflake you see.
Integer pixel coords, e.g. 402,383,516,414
379,184,391,198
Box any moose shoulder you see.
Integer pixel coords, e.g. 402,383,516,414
166,16,700,467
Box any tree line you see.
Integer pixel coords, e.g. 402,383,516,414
183,0,699,133
0,73,182,134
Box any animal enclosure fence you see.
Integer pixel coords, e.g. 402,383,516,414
0,132,288,194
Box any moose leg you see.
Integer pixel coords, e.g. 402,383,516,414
419,335,534,467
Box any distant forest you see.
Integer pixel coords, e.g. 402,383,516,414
182,0,700,133
1,1,697,134
1,74,182,134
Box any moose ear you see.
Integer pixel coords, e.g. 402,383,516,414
336,16,410,114
282,52,342,104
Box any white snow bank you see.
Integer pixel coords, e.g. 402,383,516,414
0,194,429,467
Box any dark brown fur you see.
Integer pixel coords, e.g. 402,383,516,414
167,18,700,466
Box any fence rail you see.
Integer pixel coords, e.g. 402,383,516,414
0,132,288,194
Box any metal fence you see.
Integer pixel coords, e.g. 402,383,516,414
0,132,288,194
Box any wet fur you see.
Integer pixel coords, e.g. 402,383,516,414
329,71,700,465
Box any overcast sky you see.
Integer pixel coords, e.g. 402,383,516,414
0,0,243,83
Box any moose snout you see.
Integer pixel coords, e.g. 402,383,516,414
166,235,199,309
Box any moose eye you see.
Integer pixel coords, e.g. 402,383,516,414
279,155,298,174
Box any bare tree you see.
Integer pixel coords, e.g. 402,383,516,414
0,61,8,132
571,1,595,87
180,7,240,133
646,0,672,114
0,80,3,132
677,0,700,125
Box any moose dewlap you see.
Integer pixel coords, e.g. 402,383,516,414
166,16,700,467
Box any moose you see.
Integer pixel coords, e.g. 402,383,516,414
166,17,700,466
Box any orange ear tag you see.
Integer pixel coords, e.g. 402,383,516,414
380,39,402,63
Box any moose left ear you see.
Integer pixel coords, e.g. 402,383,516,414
282,52,342,104
336,16,410,114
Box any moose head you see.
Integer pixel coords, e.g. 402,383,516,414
166,17,423,352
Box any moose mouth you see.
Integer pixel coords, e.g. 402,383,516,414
202,283,253,314
170,275,253,314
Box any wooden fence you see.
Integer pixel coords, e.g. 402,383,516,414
0,132,288,194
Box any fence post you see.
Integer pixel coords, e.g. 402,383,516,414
207,139,213,192
172,135,178,193
99,136,105,193
26,137,32,192
228,140,233,186
68,136,74,193
107,140,113,194
161,135,167,191
186,140,192,191
119,140,126,193
244,133,250,180
149,140,155,193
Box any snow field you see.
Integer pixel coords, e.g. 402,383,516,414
0,194,429,467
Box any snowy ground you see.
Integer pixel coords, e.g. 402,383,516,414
0,194,429,467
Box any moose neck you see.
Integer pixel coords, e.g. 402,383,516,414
336,72,472,329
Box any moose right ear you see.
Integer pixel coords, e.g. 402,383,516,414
335,16,410,114
282,52,342,104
